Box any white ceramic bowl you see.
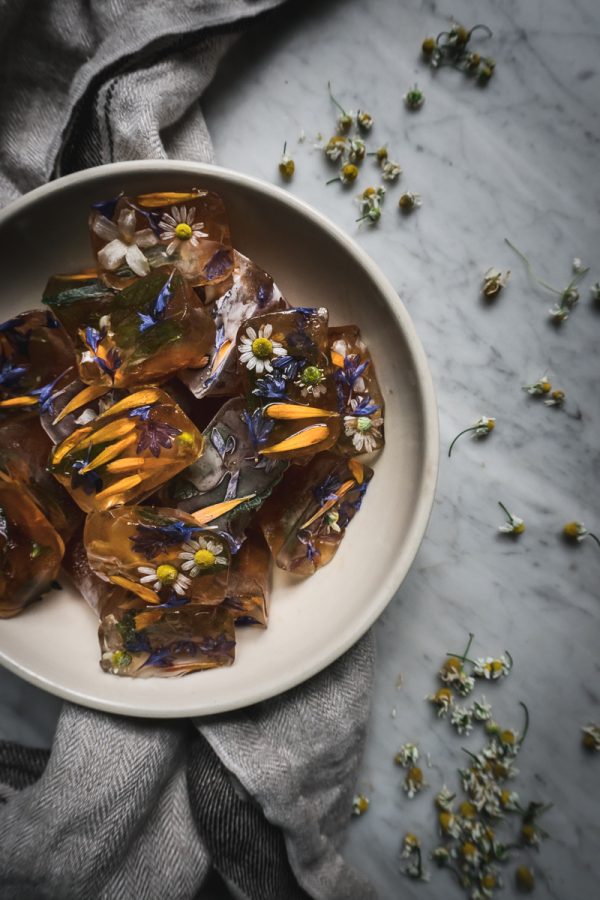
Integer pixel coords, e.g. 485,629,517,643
0,160,438,717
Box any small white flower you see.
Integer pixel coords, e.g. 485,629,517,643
562,286,580,307
435,785,455,811
238,323,286,374
348,138,366,162
572,257,583,273
523,375,551,396
158,205,208,256
472,697,492,722
544,389,566,407
395,743,420,768
357,110,374,131
324,136,347,161
403,85,425,109
427,688,453,717
456,671,476,696
549,302,569,321
431,846,451,867
482,268,510,298
398,191,422,211
381,159,402,181
351,793,369,816
137,563,191,596
179,536,227,577
450,705,473,736
294,365,327,398
403,767,426,799
401,833,420,858
473,656,511,679
590,282,600,301
322,511,341,534
343,400,383,453
564,521,589,541
497,502,525,535
582,724,600,751
474,416,495,435
92,207,158,276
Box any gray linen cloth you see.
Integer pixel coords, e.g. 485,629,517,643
0,2,376,899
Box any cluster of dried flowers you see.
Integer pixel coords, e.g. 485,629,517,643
421,22,496,85
395,635,550,896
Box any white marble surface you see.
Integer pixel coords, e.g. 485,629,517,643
2,0,599,896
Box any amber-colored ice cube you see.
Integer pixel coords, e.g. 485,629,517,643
49,387,203,512
329,324,384,456
179,250,287,400
99,601,235,677
63,534,127,618
44,269,215,388
258,453,373,577
0,478,64,618
84,505,231,606
89,190,233,290
224,529,271,627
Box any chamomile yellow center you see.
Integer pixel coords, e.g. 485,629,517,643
156,564,178,585
251,337,273,359
174,222,193,240
194,548,216,568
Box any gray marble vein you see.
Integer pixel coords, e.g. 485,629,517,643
1,0,599,896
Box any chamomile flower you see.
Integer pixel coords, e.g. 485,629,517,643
381,159,402,181
179,536,227,576
323,510,341,534
352,793,369,816
395,742,420,767
451,705,474,736
278,142,295,179
522,375,551,395
295,364,327,398
549,302,569,322
482,267,510,298
324,135,347,162
137,563,191,596
544,389,565,407
499,788,520,810
456,671,476,696
403,766,426,799
427,687,453,716
563,521,600,547
472,697,493,722
497,501,525,535
401,832,421,858
92,207,158,276
343,402,384,453
473,655,512,680
403,84,425,109
357,109,374,131
431,846,451,867
158,205,208,256
356,185,385,225
581,723,600,751
348,138,366,163
238,323,286,374
438,810,461,837
572,257,584,273
398,191,421,211
448,416,495,457
435,785,456,810
515,865,535,892
328,82,354,132
439,655,463,683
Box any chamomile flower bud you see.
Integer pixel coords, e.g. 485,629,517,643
563,521,588,541
403,765,426,798
581,723,600,751
324,135,347,161
427,686,453,716
404,84,425,110
544,389,565,407
450,705,474,735
382,159,402,181
374,145,388,162
448,416,495,457
472,697,492,721
431,846,450,866
590,282,600,301
398,190,421,210
348,138,366,163
451,23,470,47
522,375,551,395
337,111,354,133
485,720,501,735
361,185,385,203
401,832,421,857
478,58,496,82
482,267,510,298
466,51,481,70
438,810,461,837
394,742,420,767
340,163,359,184
422,36,436,55
278,143,295,179
572,257,584,273
515,865,535,892
357,110,374,131
435,785,455,810
352,793,369,816
562,286,580,307
497,501,525,535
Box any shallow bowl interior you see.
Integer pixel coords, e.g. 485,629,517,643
0,161,438,716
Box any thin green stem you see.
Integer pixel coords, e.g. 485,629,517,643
448,426,477,457
282,141,287,155
462,632,474,662
588,532,600,549
498,500,513,523
414,846,423,879
446,652,478,666
504,238,562,296
325,177,340,186
519,701,530,747
461,746,480,764
327,82,347,115
505,649,514,670
468,24,493,40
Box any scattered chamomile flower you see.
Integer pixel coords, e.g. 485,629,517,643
473,654,512,679
351,793,369,816
563,521,600,547
544,389,565,407
278,142,295,180
403,765,426,798
427,687,454,717
398,191,421,211
438,810,461,838
348,137,366,163
448,415,495,457
455,671,476,697
472,697,493,722
590,282,600,301
522,375,551,395
356,185,385,225
404,84,425,110
422,22,495,83
431,846,451,867
402,834,430,881
421,36,437,56
505,238,590,323
381,159,402,181
367,145,388,162
451,705,474,736
357,109,373,131
477,58,496,83
497,501,525,535
581,723,600,751
395,742,420,767
326,162,359,186
328,82,354,132
324,135,347,161
435,785,456,810
485,720,501,736
482,267,510,298
572,257,584,273
401,832,421,858
515,864,535,893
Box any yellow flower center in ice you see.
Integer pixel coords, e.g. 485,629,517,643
174,222,193,240
251,337,273,359
194,548,216,568
357,416,372,433
156,564,178,585
177,431,195,447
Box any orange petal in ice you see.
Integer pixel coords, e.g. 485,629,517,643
0,396,39,408
80,434,137,473
135,191,201,207
259,424,330,455
264,403,339,421
52,426,94,464
52,268,98,281
94,474,143,502
109,575,161,605
134,609,164,630
76,418,137,450
347,458,364,484
192,494,256,525
53,384,111,424
330,350,345,368
210,339,232,374
105,457,144,474
95,389,163,421
299,480,355,530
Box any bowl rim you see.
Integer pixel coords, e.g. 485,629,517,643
0,159,439,715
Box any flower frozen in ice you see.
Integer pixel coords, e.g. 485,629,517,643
179,536,228,576
238,323,286,374
92,208,158,276
158,206,208,256
295,364,327,398
137,563,191,595
344,398,383,453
